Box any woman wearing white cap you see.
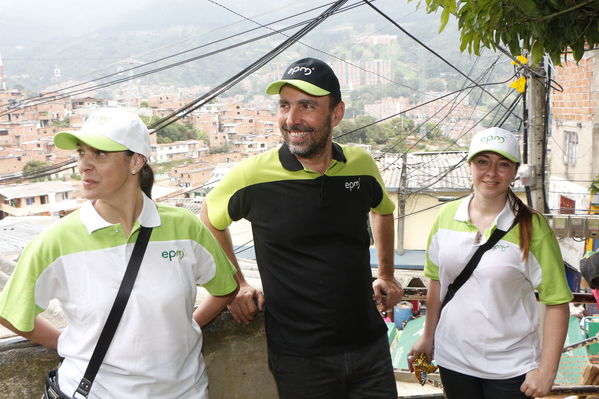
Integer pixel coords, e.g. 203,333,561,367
408,127,572,398
0,108,238,398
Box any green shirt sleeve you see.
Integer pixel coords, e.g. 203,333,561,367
423,212,441,281
0,235,50,332
193,219,238,296
532,214,573,305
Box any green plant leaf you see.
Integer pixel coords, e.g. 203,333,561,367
572,38,585,62
439,7,450,32
531,39,544,64
514,0,540,16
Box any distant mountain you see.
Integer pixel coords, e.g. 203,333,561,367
0,0,507,99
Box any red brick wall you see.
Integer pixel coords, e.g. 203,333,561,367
552,55,597,121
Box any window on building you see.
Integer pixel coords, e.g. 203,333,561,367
25,197,35,206
61,192,69,200
559,195,575,214
563,130,578,166
40,196,47,205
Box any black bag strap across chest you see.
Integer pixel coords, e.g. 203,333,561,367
440,227,508,312
73,226,153,398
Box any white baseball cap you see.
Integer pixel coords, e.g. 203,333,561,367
54,108,151,158
467,127,521,163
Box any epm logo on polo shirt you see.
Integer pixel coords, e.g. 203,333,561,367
162,249,185,261
345,177,361,192
492,244,509,252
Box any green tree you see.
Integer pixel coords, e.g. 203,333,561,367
412,0,599,64
50,118,70,128
140,116,203,144
23,160,49,174
590,175,599,194
335,120,364,144
23,160,50,181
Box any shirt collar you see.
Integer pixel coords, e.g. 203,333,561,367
455,193,516,231
278,142,347,172
79,192,161,234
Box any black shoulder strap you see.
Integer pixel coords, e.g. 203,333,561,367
74,226,153,398
440,227,507,312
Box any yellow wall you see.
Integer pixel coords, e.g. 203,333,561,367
392,190,529,251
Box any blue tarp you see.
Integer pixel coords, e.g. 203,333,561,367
235,245,426,270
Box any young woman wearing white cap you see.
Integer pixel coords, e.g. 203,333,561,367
408,127,572,398
0,108,238,398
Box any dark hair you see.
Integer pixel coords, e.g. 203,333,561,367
127,151,154,199
328,93,342,110
139,163,155,199
507,189,535,262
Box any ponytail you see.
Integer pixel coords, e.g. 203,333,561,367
139,163,154,199
507,189,535,262
126,150,155,199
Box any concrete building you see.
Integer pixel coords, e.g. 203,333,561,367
549,49,599,263
151,140,208,163
0,181,78,219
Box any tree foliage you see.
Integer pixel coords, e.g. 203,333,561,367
412,0,599,65
140,116,206,144
23,160,50,181
23,160,49,175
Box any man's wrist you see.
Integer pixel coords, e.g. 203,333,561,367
377,268,396,280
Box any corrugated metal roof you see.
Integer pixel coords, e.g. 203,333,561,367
381,151,470,193
380,151,524,193
0,216,58,261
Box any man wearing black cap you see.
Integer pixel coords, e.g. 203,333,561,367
200,57,402,398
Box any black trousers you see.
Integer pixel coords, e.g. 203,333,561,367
268,335,397,399
439,366,531,399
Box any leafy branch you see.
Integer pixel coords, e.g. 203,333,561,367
411,0,599,65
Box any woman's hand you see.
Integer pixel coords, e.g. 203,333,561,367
520,367,556,398
407,336,434,372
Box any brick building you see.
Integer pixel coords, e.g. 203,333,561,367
549,49,599,262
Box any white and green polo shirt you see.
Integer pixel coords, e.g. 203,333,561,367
0,194,237,399
425,194,573,379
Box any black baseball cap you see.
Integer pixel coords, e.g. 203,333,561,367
266,57,341,101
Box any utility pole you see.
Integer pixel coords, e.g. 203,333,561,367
396,152,408,255
527,61,547,212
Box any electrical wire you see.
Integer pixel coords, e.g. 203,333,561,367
147,0,352,133
1,1,367,115
361,0,522,121
208,0,419,94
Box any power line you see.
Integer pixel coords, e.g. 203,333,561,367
147,0,352,133
361,0,522,122
1,1,364,115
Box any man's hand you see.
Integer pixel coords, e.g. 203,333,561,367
373,277,403,311
227,282,265,324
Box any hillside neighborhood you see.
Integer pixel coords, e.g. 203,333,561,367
0,6,598,394
1,50,597,268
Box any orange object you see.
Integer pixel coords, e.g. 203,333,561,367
413,353,438,386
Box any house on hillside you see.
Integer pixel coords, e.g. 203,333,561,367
549,49,599,265
151,140,208,163
380,151,525,251
0,181,78,220
170,162,216,189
